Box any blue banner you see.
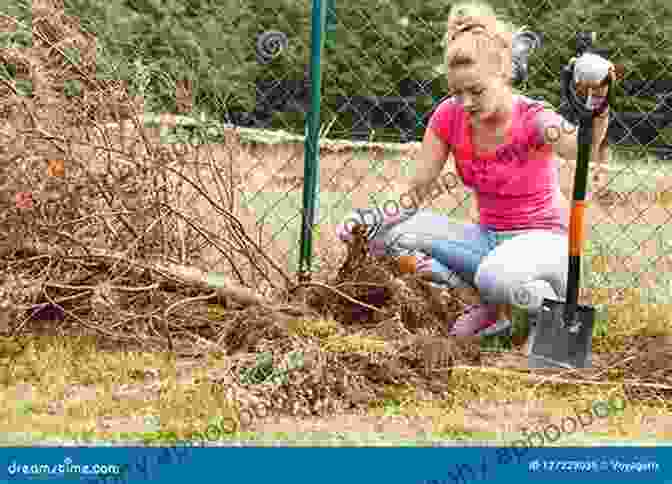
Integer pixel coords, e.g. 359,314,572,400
1,447,668,484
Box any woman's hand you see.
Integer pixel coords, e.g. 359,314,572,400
591,66,618,183
335,208,412,256
575,63,619,185
587,94,610,185
546,62,616,187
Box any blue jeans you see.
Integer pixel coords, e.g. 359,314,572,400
427,224,518,286
381,211,568,307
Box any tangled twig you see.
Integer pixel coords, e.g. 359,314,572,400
295,281,389,313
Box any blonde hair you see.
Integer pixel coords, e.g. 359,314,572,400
443,1,526,86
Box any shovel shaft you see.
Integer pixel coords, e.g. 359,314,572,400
560,53,613,323
573,114,594,201
565,110,594,322
565,255,581,321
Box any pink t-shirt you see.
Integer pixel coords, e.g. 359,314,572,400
427,94,569,233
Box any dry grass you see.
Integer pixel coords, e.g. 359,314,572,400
1,320,670,445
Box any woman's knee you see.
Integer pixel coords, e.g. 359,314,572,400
474,261,522,304
428,238,490,276
474,235,568,305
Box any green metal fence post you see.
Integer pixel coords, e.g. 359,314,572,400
325,0,337,48
298,0,327,283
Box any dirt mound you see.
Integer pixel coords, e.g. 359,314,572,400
213,308,482,419
206,226,485,418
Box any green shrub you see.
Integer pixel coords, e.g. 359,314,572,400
59,0,671,138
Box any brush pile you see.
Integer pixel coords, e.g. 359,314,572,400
0,3,484,422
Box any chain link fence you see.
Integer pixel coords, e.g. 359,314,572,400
204,1,672,308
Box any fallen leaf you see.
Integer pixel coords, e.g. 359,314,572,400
29,302,64,321
47,159,65,177
14,192,33,209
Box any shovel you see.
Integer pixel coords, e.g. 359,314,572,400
527,53,615,369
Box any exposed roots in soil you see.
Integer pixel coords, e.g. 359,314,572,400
304,224,472,334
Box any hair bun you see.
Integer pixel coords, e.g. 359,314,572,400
447,15,490,41
459,22,487,33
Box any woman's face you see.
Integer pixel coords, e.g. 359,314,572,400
448,64,511,122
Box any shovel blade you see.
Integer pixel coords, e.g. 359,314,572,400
527,298,595,369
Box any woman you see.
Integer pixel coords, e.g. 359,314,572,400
338,1,613,337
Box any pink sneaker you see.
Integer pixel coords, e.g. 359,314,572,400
450,304,499,336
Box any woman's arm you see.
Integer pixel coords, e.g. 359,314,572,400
542,107,609,158
542,71,616,183
403,126,453,207
541,105,611,185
